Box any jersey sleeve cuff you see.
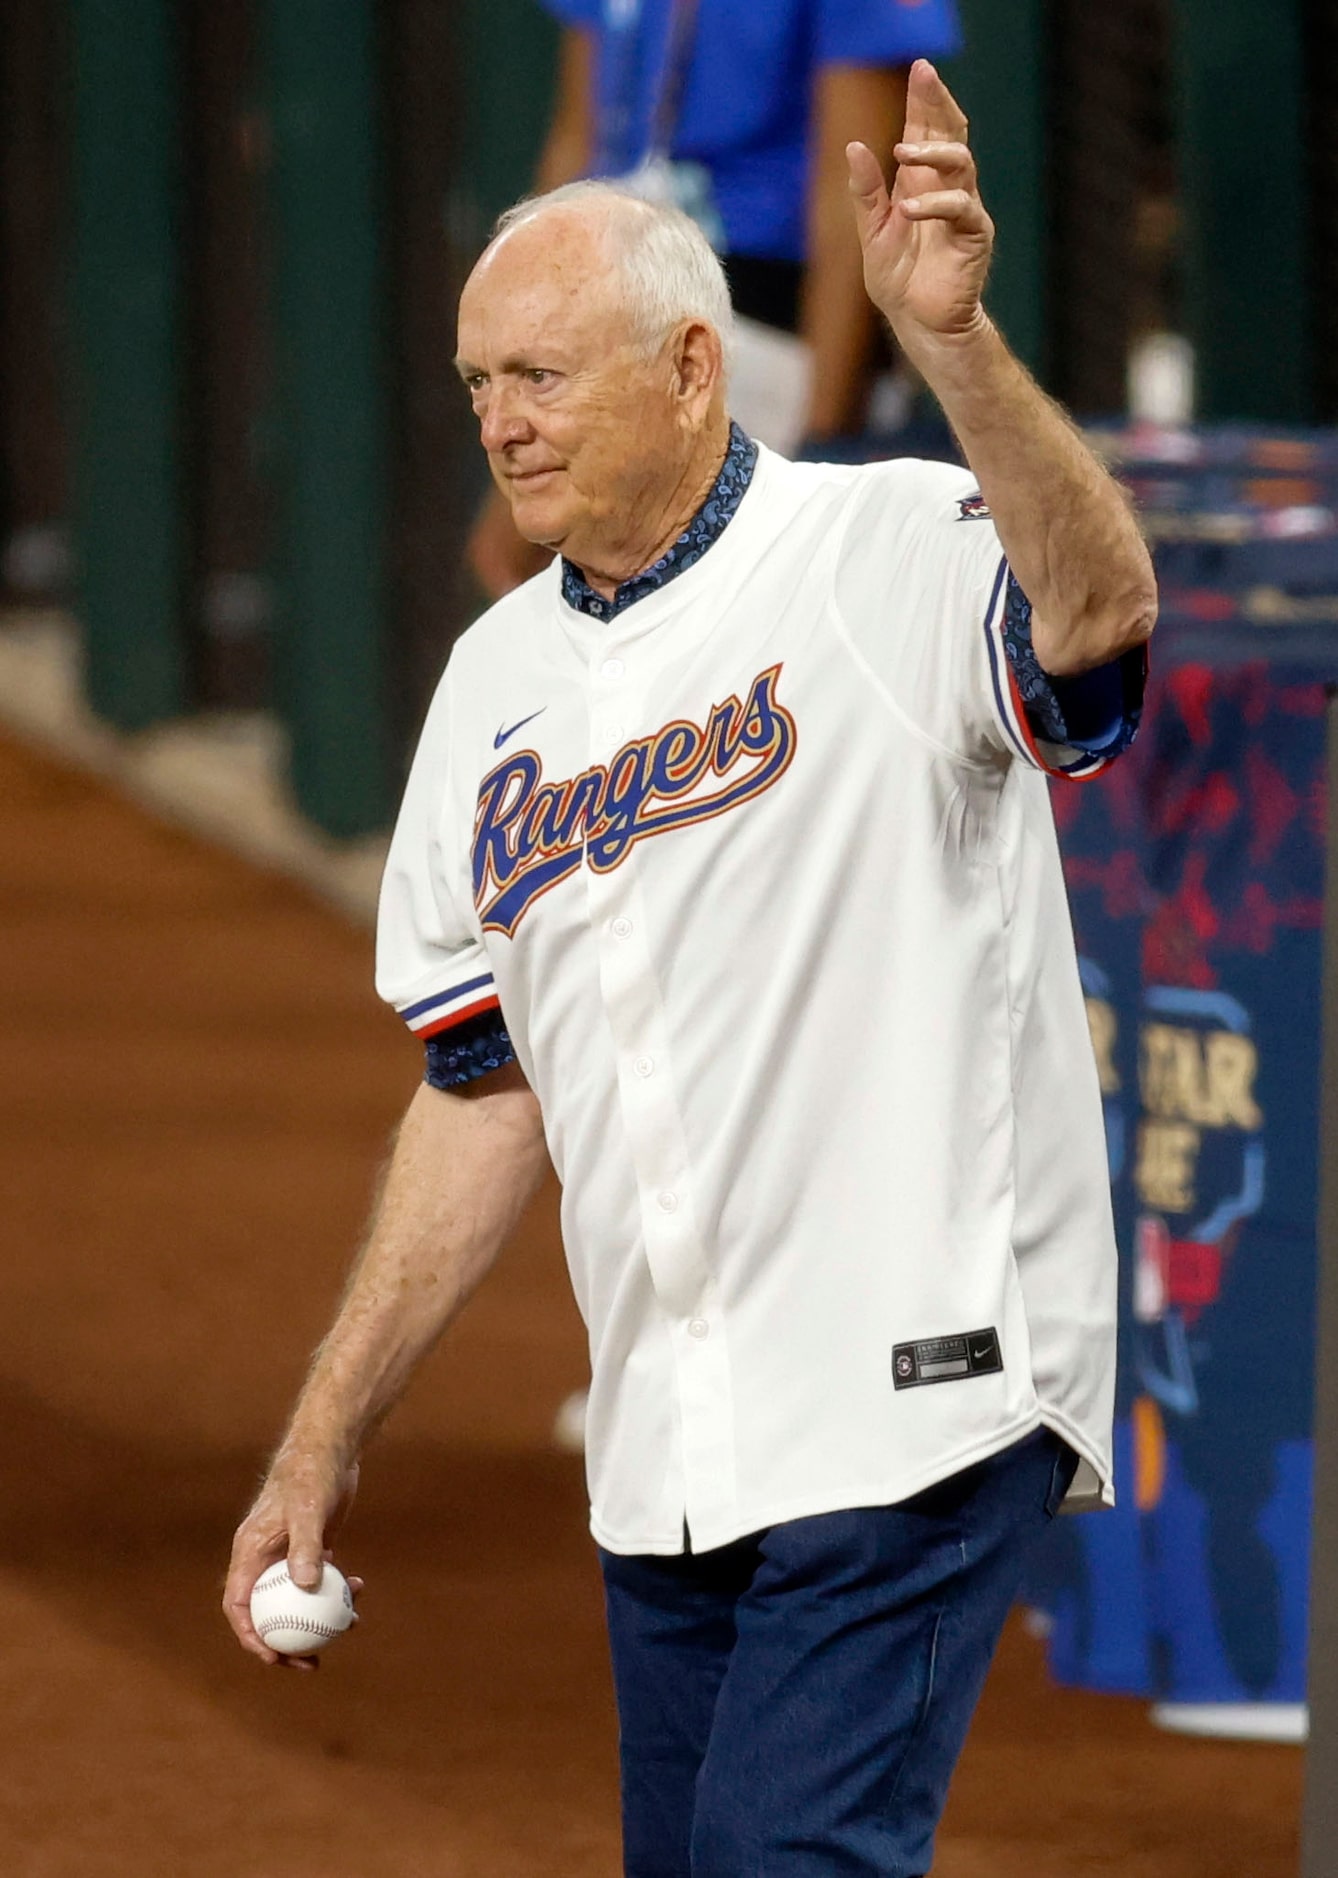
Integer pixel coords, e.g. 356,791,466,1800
424,1009,516,1089
395,969,502,1040
984,564,1146,779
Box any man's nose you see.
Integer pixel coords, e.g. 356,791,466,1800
479,385,532,453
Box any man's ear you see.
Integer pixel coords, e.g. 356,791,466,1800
674,320,723,410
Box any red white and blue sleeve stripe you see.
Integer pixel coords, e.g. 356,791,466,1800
396,970,502,1040
981,558,1146,780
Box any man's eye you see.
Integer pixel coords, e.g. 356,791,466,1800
465,374,487,393
526,369,553,385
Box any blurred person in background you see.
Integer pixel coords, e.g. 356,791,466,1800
468,0,961,600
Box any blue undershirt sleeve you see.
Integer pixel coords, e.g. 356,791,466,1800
424,1009,517,1091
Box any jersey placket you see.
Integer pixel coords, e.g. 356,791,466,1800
584,644,739,1544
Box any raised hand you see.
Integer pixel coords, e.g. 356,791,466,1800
846,60,993,345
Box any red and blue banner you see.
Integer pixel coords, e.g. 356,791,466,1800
1041,625,1328,1707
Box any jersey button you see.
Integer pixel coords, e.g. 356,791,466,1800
634,1055,655,1078
656,1191,679,1213
600,657,624,679
611,916,633,939
688,1318,710,1340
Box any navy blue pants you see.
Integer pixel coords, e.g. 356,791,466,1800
599,1428,1077,1878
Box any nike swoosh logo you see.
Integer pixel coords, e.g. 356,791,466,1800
494,708,547,750
971,1344,994,1363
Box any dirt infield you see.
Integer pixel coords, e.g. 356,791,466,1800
0,728,1301,1876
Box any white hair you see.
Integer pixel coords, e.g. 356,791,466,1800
491,181,735,375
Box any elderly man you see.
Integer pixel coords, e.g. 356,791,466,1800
226,61,1155,1878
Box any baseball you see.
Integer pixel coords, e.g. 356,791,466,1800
249,1560,355,1657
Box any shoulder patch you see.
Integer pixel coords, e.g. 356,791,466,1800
957,492,992,521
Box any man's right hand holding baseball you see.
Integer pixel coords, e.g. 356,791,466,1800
224,1448,361,1667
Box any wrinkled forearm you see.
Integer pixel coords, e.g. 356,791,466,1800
274,1072,549,1472
897,315,1157,675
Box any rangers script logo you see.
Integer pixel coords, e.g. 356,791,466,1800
472,663,797,936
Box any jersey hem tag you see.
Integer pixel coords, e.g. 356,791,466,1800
892,1327,1002,1389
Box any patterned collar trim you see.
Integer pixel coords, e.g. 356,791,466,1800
560,422,758,622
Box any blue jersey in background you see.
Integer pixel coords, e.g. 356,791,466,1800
540,0,961,264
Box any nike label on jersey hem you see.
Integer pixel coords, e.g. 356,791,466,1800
494,708,547,749
892,1327,1002,1389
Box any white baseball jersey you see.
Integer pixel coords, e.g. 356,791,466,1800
377,441,1126,1554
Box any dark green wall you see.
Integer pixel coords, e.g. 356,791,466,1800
942,0,1049,377
1170,0,1311,421
69,0,186,730
263,0,390,837
455,0,561,242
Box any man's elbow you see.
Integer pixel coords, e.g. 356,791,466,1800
1099,576,1158,663
1037,577,1158,677
1101,532,1159,660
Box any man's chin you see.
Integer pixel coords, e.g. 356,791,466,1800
510,495,572,552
